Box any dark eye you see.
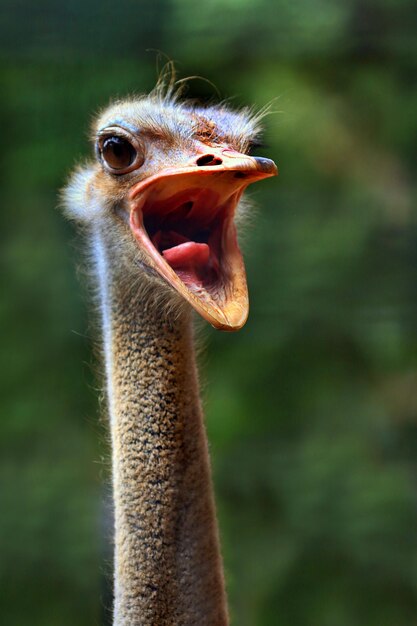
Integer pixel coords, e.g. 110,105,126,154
100,136,138,171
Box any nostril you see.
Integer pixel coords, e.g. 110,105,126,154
196,154,223,167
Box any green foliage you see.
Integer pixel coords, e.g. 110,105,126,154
1,0,417,624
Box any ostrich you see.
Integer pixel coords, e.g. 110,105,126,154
63,82,277,626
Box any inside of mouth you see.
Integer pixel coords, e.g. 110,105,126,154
142,187,227,290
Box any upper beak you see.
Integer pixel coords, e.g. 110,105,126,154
201,147,277,176
129,148,278,201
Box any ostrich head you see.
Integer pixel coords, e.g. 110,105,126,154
64,91,277,330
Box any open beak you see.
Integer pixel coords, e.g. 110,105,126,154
129,148,277,331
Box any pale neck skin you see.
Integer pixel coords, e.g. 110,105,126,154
93,226,229,626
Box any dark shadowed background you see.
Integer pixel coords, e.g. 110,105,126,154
1,1,417,624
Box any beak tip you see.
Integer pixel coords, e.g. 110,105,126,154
253,156,278,176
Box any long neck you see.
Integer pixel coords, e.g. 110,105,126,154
93,228,229,626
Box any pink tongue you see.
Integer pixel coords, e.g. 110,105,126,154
162,242,211,286
162,241,210,267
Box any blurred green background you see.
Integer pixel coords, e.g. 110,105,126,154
1,1,417,624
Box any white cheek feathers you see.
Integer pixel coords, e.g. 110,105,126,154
62,165,106,225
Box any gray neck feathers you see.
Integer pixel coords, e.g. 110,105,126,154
92,225,229,626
